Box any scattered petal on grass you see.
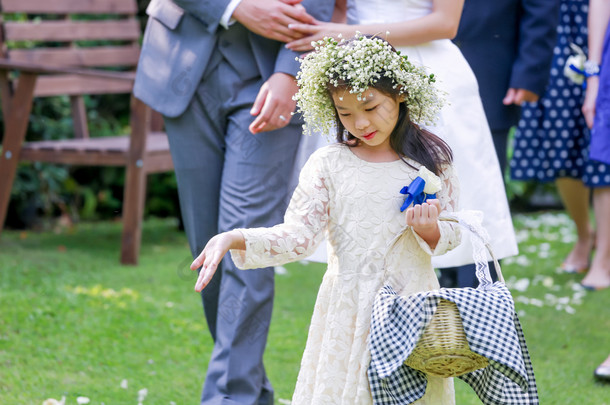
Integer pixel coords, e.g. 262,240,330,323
274,266,288,275
147,359,154,364
509,278,530,292
542,277,554,288
514,230,530,243
515,256,531,266
42,399,60,405
165,301,175,308
120,379,128,389
138,388,148,402
516,296,530,305
561,234,577,243
76,397,90,405
278,399,292,405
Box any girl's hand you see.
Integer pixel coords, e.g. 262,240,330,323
286,21,356,51
405,199,441,249
191,231,245,292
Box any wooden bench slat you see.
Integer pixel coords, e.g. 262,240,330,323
31,74,134,97
9,46,140,69
18,134,172,168
4,20,140,42
22,134,169,153
24,136,129,152
0,0,137,14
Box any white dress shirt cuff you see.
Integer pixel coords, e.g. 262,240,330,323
220,0,243,29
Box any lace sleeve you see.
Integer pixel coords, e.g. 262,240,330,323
411,163,461,256
229,150,330,269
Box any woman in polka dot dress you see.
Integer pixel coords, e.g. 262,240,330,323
510,0,610,281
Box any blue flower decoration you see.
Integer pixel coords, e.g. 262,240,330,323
399,177,437,212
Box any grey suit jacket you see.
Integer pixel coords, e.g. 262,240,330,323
134,0,334,117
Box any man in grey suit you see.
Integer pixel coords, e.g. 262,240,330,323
134,0,333,403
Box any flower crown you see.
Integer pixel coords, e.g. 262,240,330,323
293,34,445,137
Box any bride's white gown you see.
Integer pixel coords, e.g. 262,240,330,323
296,0,518,267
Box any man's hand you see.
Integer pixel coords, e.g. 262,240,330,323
502,88,539,106
249,72,298,134
232,0,314,42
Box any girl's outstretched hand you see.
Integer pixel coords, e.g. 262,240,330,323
405,199,441,249
191,231,245,292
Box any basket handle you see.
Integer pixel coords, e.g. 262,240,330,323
381,211,504,289
439,216,505,287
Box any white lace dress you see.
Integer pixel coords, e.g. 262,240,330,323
231,144,460,404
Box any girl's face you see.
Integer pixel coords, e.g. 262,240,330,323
332,88,400,151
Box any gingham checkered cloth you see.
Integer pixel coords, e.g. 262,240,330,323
367,283,538,404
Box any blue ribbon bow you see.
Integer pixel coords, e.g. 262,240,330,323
399,176,437,212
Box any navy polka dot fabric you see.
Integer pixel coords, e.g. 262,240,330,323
510,0,610,188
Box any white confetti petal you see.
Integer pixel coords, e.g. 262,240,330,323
512,278,530,292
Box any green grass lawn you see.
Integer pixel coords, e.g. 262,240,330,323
0,213,608,404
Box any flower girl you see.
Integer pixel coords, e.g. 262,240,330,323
191,35,460,404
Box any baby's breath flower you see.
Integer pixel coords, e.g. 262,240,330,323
294,34,444,137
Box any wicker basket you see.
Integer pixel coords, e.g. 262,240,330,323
401,216,504,378
404,299,489,377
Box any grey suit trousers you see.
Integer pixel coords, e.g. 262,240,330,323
164,48,302,404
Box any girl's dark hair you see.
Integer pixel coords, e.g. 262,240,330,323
329,75,453,175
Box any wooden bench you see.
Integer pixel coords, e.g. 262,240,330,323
0,0,173,265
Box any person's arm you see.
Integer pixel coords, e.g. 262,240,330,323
192,149,331,291
192,230,245,291
503,0,560,106
286,0,464,51
582,0,610,128
409,164,461,256
249,0,336,133
171,0,314,41
248,73,299,134
232,0,315,42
